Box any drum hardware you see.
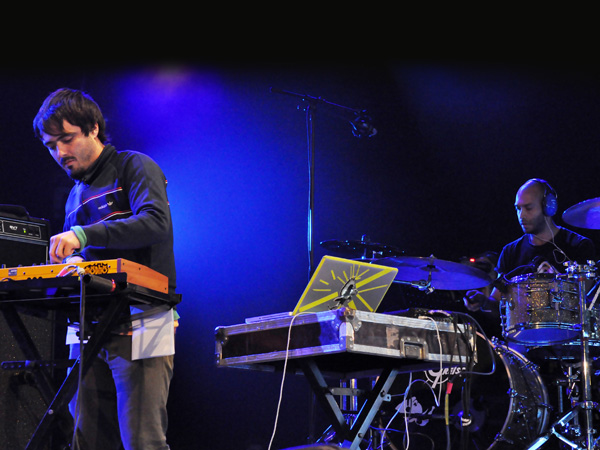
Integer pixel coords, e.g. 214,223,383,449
528,407,583,450
550,365,580,412
565,366,580,402
371,255,493,292
553,377,568,417
320,236,404,260
337,379,362,413
568,261,599,450
526,261,599,449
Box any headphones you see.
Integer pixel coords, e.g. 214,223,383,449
529,178,558,217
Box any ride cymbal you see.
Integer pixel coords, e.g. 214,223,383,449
372,255,493,291
562,197,600,229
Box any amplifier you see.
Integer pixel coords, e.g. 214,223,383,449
0,206,50,267
0,206,61,448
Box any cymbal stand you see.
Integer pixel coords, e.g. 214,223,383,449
568,261,598,449
394,256,435,293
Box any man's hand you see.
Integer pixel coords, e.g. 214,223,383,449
49,231,81,264
464,290,489,312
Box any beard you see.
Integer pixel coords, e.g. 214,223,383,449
67,166,86,180
521,216,548,236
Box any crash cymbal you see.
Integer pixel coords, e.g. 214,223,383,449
562,197,600,229
320,239,403,258
372,255,493,291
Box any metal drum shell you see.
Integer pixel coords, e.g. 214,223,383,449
503,273,581,345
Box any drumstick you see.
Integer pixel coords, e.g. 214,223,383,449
588,284,600,310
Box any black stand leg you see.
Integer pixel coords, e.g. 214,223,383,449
300,358,398,450
25,295,130,450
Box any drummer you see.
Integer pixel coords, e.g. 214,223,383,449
464,178,595,313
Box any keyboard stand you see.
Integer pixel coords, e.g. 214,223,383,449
0,275,180,450
300,358,398,450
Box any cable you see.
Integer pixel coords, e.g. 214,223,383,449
378,409,401,450
391,376,440,450
421,316,443,407
267,312,309,450
403,372,412,450
531,218,571,266
445,380,453,450
448,312,496,377
450,315,466,371
70,265,86,450
380,311,488,450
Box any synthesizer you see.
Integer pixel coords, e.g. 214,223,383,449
0,258,168,294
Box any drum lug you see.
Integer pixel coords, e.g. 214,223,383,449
523,360,540,372
507,387,524,400
539,401,554,411
491,338,511,355
507,388,539,413
493,432,514,445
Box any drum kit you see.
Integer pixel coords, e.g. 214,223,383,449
320,198,600,449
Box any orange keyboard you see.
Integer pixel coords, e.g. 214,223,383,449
0,259,168,294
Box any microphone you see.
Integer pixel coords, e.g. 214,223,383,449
350,113,377,138
270,87,377,138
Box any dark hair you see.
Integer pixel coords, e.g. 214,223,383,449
33,88,109,144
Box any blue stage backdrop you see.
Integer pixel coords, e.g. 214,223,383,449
2,62,600,449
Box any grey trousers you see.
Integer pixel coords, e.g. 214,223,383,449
69,334,174,450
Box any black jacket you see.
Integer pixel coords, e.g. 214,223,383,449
63,145,176,291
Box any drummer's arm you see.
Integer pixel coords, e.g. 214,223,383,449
464,287,502,312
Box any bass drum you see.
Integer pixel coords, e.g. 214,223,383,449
380,335,550,449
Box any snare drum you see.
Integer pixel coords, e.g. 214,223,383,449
503,273,581,345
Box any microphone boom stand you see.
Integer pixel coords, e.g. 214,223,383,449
271,87,376,446
270,87,367,279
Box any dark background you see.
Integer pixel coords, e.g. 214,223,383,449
2,61,600,449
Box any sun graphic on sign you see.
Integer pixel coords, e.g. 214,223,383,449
293,257,397,314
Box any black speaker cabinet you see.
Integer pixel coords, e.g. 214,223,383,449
0,209,49,267
0,207,71,448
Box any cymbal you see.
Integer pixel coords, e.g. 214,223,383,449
372,255,493,291
320,239,403,258
562,197,600,229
